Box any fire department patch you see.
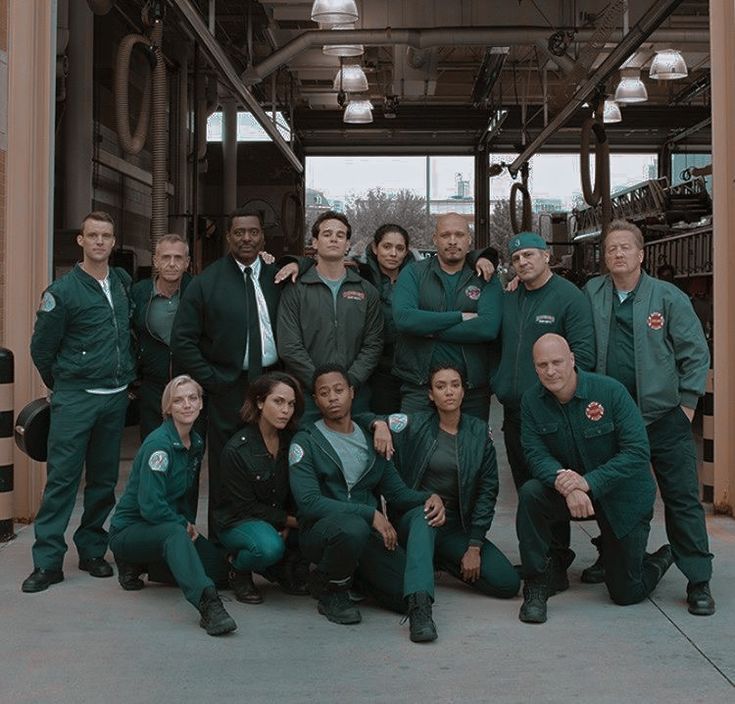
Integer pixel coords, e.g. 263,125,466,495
40,291,56,312
465,285,481,301
342,290,366,301
148,450,169,472
585,402,605,422
536,314,556,325
388,413,408,433
289,443,304,465
647,311,665,330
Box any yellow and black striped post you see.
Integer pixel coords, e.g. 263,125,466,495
0,348,15,541
700,368,714,503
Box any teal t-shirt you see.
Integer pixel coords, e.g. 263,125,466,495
315,419,370,490
318,273,346,313
420,428,459,510
430,269,466,373
148,289,180,346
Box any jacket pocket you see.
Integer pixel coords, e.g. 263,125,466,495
538,422,559,435
583,421,615,438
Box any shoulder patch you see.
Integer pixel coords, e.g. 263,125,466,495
39,292,56,312
388,413,408,433
148,450,169,472
288,443,304,465
464,285,481,301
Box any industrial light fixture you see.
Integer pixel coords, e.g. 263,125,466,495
602,98,622,123
333,64,368,92
322,23,364,57
311,0,358,26
343,100,373,124
614,68,648,104
649,49,688,80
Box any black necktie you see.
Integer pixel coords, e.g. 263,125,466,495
244,266,263,378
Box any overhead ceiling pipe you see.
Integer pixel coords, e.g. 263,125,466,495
508,0,687,177
244,26,708,84
172,0,303,173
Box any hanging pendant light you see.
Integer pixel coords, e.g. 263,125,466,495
323,23,364,57
333,64,368,92
311,0,358,26
344,100,373,124
614,68,648,104
602,99,622,123
649,49,688,80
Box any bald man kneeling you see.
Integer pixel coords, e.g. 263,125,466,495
515,333,673,624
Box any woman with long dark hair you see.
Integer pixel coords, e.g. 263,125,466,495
214,371,308,603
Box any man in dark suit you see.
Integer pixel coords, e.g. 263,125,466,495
171,209,286,538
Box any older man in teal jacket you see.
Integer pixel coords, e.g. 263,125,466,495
584,219,714,616
516,334,673,623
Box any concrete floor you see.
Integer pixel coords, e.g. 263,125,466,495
1,413,734,704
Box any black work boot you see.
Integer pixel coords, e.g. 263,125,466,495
198,586,237,636
581,535,606,584
519,568,551,624
317,588,362,625
116,559,145,591
645,544,674,585
549,548,575,595
229,570,263,604
686,581,715,616
405,592,438,643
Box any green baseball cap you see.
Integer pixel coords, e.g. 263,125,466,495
508,232,548,254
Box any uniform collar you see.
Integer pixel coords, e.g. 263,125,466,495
233,254,262,278
161,417,203,451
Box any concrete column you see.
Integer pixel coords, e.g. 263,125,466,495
4,0,56,519
709,0,735,515
222,97,238,216
62,0,94,230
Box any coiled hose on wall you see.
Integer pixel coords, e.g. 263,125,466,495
509,181,532,234
580,117,611,232
114,20,168,248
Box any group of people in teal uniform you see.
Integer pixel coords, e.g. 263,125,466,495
22,206,715,641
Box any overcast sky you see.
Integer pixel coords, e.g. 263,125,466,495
307,153,660,210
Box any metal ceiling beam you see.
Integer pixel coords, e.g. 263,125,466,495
508,0,687,177
171,0,303,173
244,26,708,84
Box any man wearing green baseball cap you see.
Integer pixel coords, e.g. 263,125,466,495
492,232,595,593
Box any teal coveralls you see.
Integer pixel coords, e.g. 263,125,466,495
518,371,661,605
109,419,227,606
387,411,520,598
289,419,433,613
29,264,135,571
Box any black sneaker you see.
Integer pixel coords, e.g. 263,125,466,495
78,557,114,578
519,569,551,624
549,549,575,596
116,560,145,591
317,589,362,625
687,581,715,616
21,568,64,593
645,544,674,584
198,586,237,636
581,555,606,584
405,592,437,643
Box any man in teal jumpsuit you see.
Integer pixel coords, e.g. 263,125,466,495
23,211,135,592
131,233,193,440
392,212,502,421
516,334,673,623
289,364,445,642
277,211,383,422
584,219,715,615
493,232,595,591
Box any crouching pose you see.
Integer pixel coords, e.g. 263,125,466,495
517,334,673,624
289,364,446,642
109,375,236,636
373,365,520,600
214,372,310,603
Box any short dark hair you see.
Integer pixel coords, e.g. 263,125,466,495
373,223,409,248
227,208,264,232
240,372,304,431
311,210,351,241
312,363,351,391
81,210,115,234
428,364,467,389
